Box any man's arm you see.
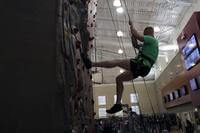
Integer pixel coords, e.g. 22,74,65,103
129,21,144,42
131,34,140,49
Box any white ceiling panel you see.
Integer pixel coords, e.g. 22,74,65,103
92,0,197,84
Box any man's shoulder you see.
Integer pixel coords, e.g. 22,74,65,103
144,35,158,43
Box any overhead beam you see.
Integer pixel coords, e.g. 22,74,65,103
95,27,143,33
96,17,177,27
96,34,131,40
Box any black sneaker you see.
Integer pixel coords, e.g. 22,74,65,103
81,53,92,69
106,104,122,114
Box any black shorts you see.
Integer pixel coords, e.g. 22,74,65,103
130,58,151,78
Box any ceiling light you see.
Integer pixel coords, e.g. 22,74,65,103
165,57,169,63
118,49,123,54
154,26,160,32
120,69,124,73
195,108,198,112
117,30,123,37
113,0,121,7
176,64,181,68
116,7,124,14
159,45,178,51
171,15,177,18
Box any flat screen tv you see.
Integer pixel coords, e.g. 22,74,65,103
167,94,170,102
174,90,180,99
182,34,200,70
170,93,174,101
196,76,200,89
190,78,198,91
184,48,200,70
182,35,198,56
180,85,188,96
163,96,167,103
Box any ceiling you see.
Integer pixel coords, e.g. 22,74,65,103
91,0,197,84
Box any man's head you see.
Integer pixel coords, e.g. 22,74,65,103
143,26,154,37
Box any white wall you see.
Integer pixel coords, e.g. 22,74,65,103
93,81,159,119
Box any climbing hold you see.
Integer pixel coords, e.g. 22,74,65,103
76,40,81,49
89,36,94,41
76,59,80,65
90,44,93,48
73,27,79,34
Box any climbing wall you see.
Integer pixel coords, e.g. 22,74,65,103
56,0,97,132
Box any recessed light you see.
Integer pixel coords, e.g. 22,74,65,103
176,64,181,68
165,57,168,63
171,15,177,18
113,0,121,7
154,26,160,32
120,69,124,73
118,49,123,54
116,7,124,14
117,30,123,37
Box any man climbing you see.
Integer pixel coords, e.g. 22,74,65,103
82,20,159,114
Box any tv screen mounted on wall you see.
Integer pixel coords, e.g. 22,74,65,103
182,34,200,70
190,78,198,91
180,85,188,96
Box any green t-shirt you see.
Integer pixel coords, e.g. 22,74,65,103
138,35,159,67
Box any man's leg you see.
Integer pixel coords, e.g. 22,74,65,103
106,71,136,114
116,71,135,104
92,59,131,71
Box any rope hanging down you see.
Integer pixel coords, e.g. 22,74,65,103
121,0,156,114
106,0,157,114
105,0,142,114
122,0,159,114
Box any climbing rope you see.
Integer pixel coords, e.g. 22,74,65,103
105,0,157,114
121,0,156,114
105,0,142,114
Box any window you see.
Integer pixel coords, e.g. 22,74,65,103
114,95,122,103
115,110,123,117
98,108,107,118
98,96,106,105
130,93,138,103
131,106,140,114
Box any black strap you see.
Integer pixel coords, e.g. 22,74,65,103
140,54,154,66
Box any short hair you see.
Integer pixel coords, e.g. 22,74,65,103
144,26,154,32
144,26,154,35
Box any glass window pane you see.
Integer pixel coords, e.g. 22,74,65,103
130,93,138,103
98,96,106,105
131,106,140,114
115,110,123,117
99,108,107,118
